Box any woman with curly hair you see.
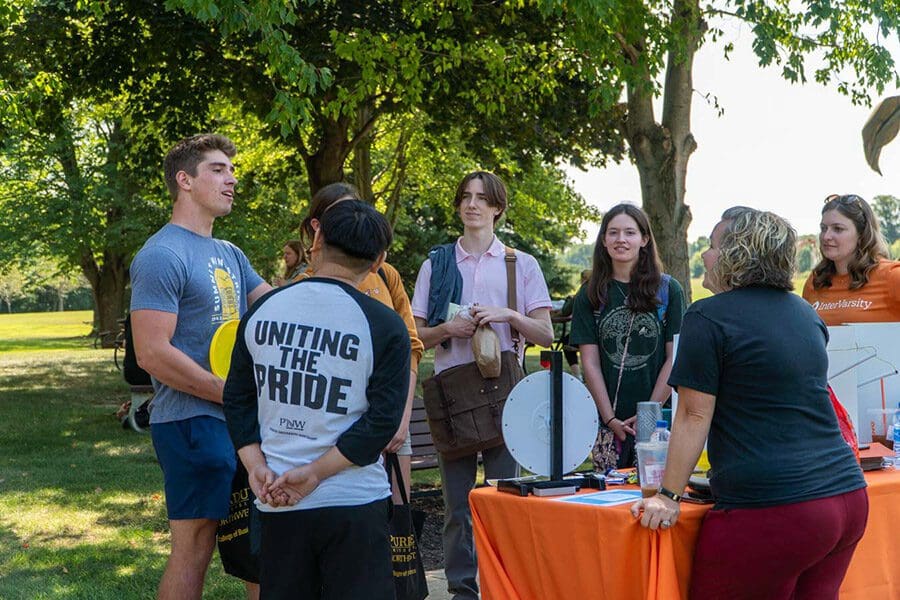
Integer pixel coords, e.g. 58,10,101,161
569,203,685,469
802,194,900,325
633,210,867,600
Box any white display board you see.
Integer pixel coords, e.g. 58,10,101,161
843,323,900,443
670,334,679,427
825,325,862,438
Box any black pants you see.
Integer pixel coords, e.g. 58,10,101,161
259,498,394,600
617,433,637,469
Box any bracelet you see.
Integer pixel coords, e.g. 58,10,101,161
604,416,617,426
658,486,683,503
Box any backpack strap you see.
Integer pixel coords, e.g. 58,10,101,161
377,266,389,287
655,274,671,324
504,246,519,352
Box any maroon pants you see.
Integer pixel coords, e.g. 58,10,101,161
689,487,868,600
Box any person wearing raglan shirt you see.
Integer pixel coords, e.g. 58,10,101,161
223,200,410,600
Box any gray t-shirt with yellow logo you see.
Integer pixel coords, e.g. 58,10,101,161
130,223,264,424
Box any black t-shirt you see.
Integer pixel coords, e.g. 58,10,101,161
669,286,866,509
570,276,684,420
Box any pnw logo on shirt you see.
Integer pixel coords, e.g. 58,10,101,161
208,257,241,322
811,298,873,312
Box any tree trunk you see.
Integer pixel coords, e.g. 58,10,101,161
621,0,703,302
638,152,693,297
383,126,411,228
351,106,376,203
81,249,128,347
302,99,383,198
304,116,352,196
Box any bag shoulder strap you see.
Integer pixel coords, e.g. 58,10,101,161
504,246,519,350
385,453,410,506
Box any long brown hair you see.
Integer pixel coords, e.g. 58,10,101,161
586,204,664,313
299,182,362,247
811,194,888,290
282,240,306,279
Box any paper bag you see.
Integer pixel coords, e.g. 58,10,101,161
472,324,501,378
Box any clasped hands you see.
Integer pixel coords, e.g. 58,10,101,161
606,415,637,441
248,463,320,508
445,304,514,339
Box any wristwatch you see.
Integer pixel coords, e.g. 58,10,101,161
658,486,683,503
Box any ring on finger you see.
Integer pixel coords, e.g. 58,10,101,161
661,519,671,528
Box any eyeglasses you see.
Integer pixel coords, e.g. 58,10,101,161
824,194,864,207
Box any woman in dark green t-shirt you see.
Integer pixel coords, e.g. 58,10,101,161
570,204,684,469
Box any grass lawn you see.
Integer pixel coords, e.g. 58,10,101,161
0,310,95,353
0,312,253,598
690,275,809,302
0,310,555,598
0,311,467,598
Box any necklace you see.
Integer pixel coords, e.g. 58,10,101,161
611,279,629,304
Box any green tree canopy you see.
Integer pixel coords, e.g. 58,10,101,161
872,194,900,244
0,2,301,334
165,0,627,195
540,0,899,299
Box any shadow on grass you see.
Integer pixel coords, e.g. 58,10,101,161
0,522,169,599
0,522,245,600
0,358,122,398
0,336,96,353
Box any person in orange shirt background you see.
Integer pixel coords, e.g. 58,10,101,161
802,194,900,325
298,182,424,502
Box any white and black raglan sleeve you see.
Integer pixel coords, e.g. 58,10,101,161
223,312,262,451
335,303,411,466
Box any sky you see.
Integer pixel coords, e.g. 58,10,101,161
566,23,900,244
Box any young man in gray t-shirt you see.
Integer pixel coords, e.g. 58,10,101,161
130,134,270,600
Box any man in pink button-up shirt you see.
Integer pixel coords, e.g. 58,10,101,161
411,171,553,600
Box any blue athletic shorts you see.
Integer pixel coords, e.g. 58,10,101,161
151,416,236,520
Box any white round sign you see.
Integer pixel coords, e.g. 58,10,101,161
502,371,598,476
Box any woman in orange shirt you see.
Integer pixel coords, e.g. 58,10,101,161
298,182,424,501
802,194,900,325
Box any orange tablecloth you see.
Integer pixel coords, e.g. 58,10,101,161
470,469,900,600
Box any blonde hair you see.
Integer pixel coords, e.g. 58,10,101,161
713,211,796,291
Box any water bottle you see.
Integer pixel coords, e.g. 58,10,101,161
650,420,670,442
639,421,671,497
892,404,900,468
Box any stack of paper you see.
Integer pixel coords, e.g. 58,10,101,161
859,442,893,471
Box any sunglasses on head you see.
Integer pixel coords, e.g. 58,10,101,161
824,194,864,207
